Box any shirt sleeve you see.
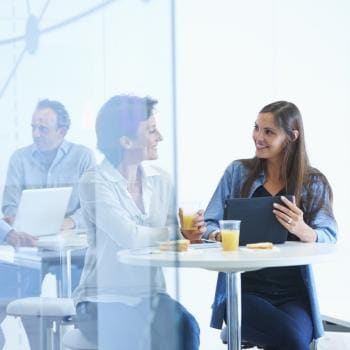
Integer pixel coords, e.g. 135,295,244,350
204,165,234,239
69,208,85,230
69,148,97,229
2,152,24,217
305,176,337,243
0,219,12,243
79,172,170,249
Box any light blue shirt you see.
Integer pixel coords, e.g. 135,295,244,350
2,140,96,229
204,160,337,243
205,160,338,339
0,219,12,242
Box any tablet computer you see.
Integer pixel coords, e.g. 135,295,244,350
224,195,293,245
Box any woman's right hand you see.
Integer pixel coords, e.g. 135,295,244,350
179,208,206,242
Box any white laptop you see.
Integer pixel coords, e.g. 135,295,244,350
13,187,73,237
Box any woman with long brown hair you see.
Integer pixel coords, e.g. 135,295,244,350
204,101,337,349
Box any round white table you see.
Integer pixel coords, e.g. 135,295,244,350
118,241,336,350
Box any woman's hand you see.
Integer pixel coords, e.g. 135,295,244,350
273,196,317,242
179,208,206,242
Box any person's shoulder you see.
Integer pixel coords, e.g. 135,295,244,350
225,159,251,174
307,167,327,182
79,165,102,188
66,141,94,155
306,167,331,190
9,144,33,161
142,163,172,187
143,163,170,178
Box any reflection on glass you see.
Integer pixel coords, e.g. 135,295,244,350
73,95,200,349
0,99,95,349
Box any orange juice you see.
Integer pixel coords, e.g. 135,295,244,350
182,214,195,230
221,229,240,251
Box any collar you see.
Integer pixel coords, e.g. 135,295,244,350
100,158,161,183
31,139,70,157
248,168,267,197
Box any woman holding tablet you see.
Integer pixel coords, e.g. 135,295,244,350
204,101,337,349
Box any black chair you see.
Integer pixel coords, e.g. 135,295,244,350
220,326,263,349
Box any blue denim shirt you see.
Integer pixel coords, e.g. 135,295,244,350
204,160,337,339
2,140,96,229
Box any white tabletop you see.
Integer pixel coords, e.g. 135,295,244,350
118,241,337,272
36,233,88,250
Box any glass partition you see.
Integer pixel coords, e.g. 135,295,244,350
0,1,186,349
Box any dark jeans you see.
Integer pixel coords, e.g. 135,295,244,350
238,293,313,350
75,293,200,350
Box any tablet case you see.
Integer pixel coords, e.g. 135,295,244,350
224,195,293,245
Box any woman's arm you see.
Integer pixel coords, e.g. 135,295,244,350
273,178,337,243
204,164,235,239
79,171,170,249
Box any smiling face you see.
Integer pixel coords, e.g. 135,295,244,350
122,115,163,163
253,112,289,163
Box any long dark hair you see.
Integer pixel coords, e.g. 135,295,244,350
240,101,333,223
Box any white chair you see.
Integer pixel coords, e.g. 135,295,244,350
63,328,97,350
7,297,75,350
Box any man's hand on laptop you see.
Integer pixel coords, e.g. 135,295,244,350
3,215,15,225
61,217,75,231
5,230,37,247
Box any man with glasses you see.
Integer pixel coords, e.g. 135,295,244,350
0,99,95,349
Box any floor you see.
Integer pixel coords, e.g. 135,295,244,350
219,333,350,350
2,321,350,350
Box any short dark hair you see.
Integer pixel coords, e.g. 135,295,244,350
96,94,158,166
36,99,71,129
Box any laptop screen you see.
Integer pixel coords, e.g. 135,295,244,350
13,187,72,236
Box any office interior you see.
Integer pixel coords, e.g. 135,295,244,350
0,0,350,349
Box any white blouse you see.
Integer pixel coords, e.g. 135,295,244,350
73,159,178,305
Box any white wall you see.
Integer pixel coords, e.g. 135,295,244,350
175,1,350,349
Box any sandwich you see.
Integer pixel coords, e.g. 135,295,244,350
159,239,190,252
246,242,273,250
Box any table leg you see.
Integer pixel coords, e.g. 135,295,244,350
226,271,241,350
66,249,72,298
59,248,72,298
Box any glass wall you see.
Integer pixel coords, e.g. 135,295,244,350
0,1,184,349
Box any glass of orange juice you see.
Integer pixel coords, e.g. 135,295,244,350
219,220,241,251
180,202,200,231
